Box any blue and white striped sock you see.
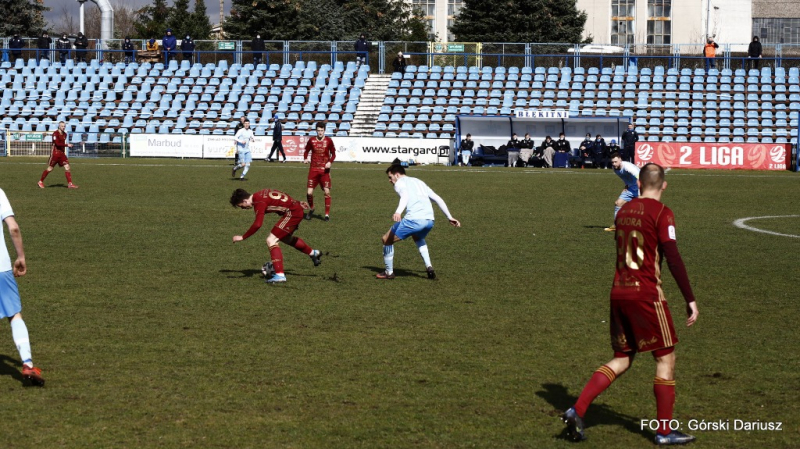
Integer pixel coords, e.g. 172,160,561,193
241,163,250,177
10,318,32,367
415,239,431,268
383,245,394,274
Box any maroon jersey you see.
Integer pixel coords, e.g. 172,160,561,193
242,189,303,239
611,198,679,302
52,130,68,151
303,136,336,170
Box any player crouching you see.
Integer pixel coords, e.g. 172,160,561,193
230,188,322,283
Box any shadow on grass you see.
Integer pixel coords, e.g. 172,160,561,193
0,354,23,384
584,225,613,229
535,382,652,442
361,266,426,279
219,268,318,279
44,183,69,188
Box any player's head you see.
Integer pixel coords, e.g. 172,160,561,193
315,122,325,138
639,163,666,192
610,152,623,169
58,121,66,131
230,188,252,208
243,119,250,128
386,164,405,184
628,123,634,130
585,133,591,139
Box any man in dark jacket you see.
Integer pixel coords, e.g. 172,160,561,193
553,132,571,153
748,36,763,71
162,29,177,64
56,34,71,64
181,35,195,63
354,33,370,69
73,32,89,62
590,134,608,168
251,34,265,65
122,37,136,64
9,35,24,63
267,116,286,162
506,133,522,168
392,52,407,74
620,123,638,163
37,32,52,61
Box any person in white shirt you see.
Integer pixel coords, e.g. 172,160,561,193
378,165,461,280
605,152,641,232
232,119,256,180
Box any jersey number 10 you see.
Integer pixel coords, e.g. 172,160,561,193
617,230,644,271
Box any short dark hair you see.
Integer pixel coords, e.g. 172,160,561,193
466,133,471,137
386,164,406,175
639,163,665,190
315,122,325,130
230,188,251,207
559,132,565,136
610,151,622,160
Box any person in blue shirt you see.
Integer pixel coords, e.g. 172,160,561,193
162,29,177,63
605,152,640,232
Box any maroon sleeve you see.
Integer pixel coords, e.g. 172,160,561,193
327,138,336,163
241,204,266,240
303,139,312,160
662,241,696,304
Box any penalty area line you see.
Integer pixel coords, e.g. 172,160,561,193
732,215,800,239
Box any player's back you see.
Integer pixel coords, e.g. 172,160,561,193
397,176,435,221
253,189,297,215
611,197,673,302
614,161,640,190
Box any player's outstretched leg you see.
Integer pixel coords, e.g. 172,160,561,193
240,162,250,179
414,238,435,279
266,244,287,283
377,244,395,279
282,236,321,266
65,170,78,189
10,317,44,387
561,407,585,442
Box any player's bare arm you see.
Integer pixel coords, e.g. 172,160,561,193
4,216,27,277
686,301,698,327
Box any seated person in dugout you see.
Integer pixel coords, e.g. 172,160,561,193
554,132,571,154
506,133,521,168
519,133,535,166
531,135,556,168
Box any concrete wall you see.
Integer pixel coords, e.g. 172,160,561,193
753,0,800,18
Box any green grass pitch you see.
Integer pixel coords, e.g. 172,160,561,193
0,158,797,448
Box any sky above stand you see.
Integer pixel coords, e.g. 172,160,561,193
43,0,231,28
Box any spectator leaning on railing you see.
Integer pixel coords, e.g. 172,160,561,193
9,34,24,63
748,36,762,71
36,32,51,60
122,37,136,64
74,32,88,62
162,29,177,63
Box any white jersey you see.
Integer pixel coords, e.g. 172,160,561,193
0,188,15,272
614,161,640,191
234,128,254,152
394,176,454,222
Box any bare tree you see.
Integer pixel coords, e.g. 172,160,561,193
113,1,139,39
52,4,78,37
85,5,102,39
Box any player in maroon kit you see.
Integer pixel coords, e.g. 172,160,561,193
38,121,78,189
230,188,322,284
302,122,336,221
562,163,699,446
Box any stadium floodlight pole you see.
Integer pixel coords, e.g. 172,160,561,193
77,0,87,34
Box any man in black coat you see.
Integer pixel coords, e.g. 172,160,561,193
251,34,265,65
9,35,24,63
122,37,136,64
553,132,571,153
37,32,52,61
73,32,89,62
354,33,370,69
620,123,639,163
180,35,195,63
748,36,762,71
56,34,71,64
268,116,286,162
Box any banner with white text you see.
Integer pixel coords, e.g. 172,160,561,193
129,134,204,158
635,142,790,171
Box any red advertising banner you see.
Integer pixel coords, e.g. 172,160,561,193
635,142,790,171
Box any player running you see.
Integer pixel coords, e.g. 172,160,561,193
230,188,322,284
377,165,461,280
38,121,78,189
0,188,45,386
604,152,640,232
232,119,255,180
562,163,699,445
303,122,336,221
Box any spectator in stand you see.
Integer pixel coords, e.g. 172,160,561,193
574,141,592,168
73,32,89,62
146,38,159,52
354,33,371,70
56,33,71,64
506,133,522,168
591,134,608,168
620,122,639,163
459,133,474,166
519,133,535,166
181,35,195,63
267,116,286,163
252,34,265,65
162,29,177,64
37,32,52,61
535,135,556,168
9,34,24,63
554,132,571,154
703,37,719,71
392,52,407,74
748,36,762,71
122,37,136,64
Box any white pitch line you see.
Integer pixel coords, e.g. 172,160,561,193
732,215,800,239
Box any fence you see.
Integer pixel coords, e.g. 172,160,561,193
1,131,126,158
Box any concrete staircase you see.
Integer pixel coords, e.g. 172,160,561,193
349,74,391,137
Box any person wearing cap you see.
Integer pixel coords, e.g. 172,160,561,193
162,29,177,63
607,139,621,169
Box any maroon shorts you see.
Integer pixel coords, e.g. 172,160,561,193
270,205,303,240
307,168,331,189
609,299,678,354
49,150,69,167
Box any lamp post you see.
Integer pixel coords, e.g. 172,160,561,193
77,0,88,34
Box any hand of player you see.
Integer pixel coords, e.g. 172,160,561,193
324,162,331,169
686,301,698,327
449,218,461,228
67,143,74,148
12,258,26,277
232,235,244,243
392,213,402,222
304,160,309,164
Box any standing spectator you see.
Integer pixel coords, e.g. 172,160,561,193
162,29,177,64
608,139,622,160
506,133,521,168
122,37,136,64
354,33,370,69
8,34,24,63
146,38,159,52
56,33,71,64
251,34,265,65
591,134,608,168
535,135,556,168
392,52,407,74
180,35,195,63
73,32,89,62
36,32,52,61
459,133,474,166
519,132,535,166
553,132,571,154
748,36,762,71
703,37,718,71
0,187,46,387
267,116,286,162
621,123,639,163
